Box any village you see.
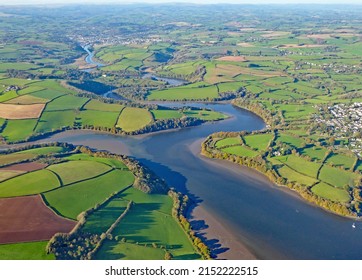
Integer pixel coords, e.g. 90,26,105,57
316,102,362,157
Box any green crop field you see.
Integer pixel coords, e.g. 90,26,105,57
47,161,112,185
15,146,66,155
116,107,152,132
311,182,351,203
0,170,23,182
0,153,36,166
44,170,134,219
0,242,55,260
244,133,273,151
0,169,60,197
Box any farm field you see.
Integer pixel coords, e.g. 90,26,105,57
0,144,199,260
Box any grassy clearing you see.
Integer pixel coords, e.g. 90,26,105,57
1,119,37,142
0,169,60,197
0,241,54,260
47,161,112,185
222,145,259,157
244,133,273,151
151,109,183,120
0,91,18,102
116,107,152,132
311,182,350,203
44,170,134,219
276,155,321,178
215,137,242,148
319,165,360,188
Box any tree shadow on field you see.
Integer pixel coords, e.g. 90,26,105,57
132,157,229,259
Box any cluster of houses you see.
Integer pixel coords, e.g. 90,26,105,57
316,102,362,157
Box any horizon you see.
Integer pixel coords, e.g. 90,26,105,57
1,0,362,6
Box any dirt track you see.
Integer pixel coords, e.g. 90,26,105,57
0,195,76,244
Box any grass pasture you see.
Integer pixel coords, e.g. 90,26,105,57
215,137,242,148
276,155,321,178
0,169,60,197
1,119,37,142
116,107,152,132
148,85,218,101
319,165,360,188
0,242,55,260
311,182,350,203
221,145,259,158
244,133,273,151
44,170,134,219
47,161,112,185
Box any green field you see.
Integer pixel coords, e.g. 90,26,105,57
311,182,351,203
319,165,360,188
277,165,318,186
222,145,259,158
184,109,227,121
215,137,242,148
0,169,60,197
0,241,55,260
300,146,328,162
325,153,356,170
244,133,273,151
151,109,183,120
116,107,152,132
35,110,76,133
44,170,134,219
47,160,112,185
148,85,219,100
84,99,125,112
1,119,37,142
45,95,89,111
95,187,200,259
78,110,119,128
276,155,321,178
64,154,128,169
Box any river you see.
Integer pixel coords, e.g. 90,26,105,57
28,102,362,260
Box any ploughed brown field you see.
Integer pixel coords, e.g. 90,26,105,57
0,162,47,172
0,195,76,244
0,103,45,119
216,56,248,62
